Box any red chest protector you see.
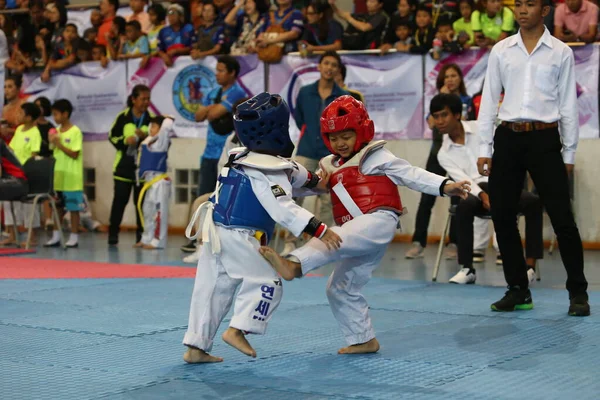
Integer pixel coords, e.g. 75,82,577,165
320,141,403,226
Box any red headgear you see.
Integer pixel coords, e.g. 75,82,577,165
320,95,374,154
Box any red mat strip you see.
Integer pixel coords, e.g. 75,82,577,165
0,248,36,256
0,258,195,279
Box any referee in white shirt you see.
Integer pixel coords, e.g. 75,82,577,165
477,0,589,316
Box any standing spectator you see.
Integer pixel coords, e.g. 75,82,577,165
453,0,475,45
76,38,92,61
126,0,151,34
225,0,269,55
90,7,103,31
45,2,68,50
334,63,365,104
554,0,598,43
97,0,119,47
34,96,54,158
119,20,149,59
156,4,195,67
108,84,154,246
180,56,246,253
41,23,78,82
472,0,515,47
255,0,304,54
105,16,126,60
299,1,343,53
408,5,435,54
191,2,225,59
1,76,25,143
45,99,84,248
282,50,347,256
332,0,389,50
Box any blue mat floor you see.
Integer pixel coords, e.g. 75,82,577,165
1,274,599,399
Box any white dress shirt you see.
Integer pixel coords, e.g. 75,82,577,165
438,121,488,199
478,27,579,164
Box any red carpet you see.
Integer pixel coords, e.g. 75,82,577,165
0,258,196,279
0,248,36,256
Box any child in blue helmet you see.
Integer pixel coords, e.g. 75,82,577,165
182,92,342,363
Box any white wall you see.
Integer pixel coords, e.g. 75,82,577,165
84,137,600,242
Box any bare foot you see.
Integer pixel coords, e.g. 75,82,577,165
259,246,301,281
133,242,144,248
20,240,37,247
142,244,158,250
338,338,380,355
222,327,256,358
183,347,223,363
0,238,17,246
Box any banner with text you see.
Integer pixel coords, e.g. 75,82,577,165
21,62,128,140
127,55,264,138
424,46,599,139
268,53,424,143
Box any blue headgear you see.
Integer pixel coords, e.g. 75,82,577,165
233,92,294,158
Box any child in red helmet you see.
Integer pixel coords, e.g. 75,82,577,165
260,95,470,354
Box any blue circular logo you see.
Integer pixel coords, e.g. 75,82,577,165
172,64,217,122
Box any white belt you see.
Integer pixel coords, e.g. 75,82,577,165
332,182,363,219
185,201,221,255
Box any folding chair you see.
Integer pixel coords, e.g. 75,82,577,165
431,203,538,282
18,157,65,249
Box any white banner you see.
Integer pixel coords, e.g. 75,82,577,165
21,62,128,140
127,55,264,138
268,53,424,142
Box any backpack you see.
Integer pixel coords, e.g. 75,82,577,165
257,10,294,64
209,88,235,136
195,24,222,52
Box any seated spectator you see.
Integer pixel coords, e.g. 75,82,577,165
431,17,469,60
298,1,343,53
191,2,225,59
255,0,304,54
105,16,126,60
431,94,542,285
92,43,107,62
332,0,389,50
0,138,28,207
215,0,236,23
146,3,166,54
225,0,269,55
157,4,194,67
41,22,78,82
334,63,366,104
453,0,474,45
408,5,435,54
97,0,119,47
433,63,474,120
76,37,92,61
421,0,459,26
119,20,149,59
83,27,97,44
472,0,514,47
554,0,598,43
126,0,151,34
380,20,412,53
381,0,415,47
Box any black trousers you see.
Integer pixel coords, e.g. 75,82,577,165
489,126,587,294
197,157,220,197
456,182,544,268
412,142,458,247
0,177,28,201
109,179,143,242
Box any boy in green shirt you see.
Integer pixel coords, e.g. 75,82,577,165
1,103,42,246
45,99,84,248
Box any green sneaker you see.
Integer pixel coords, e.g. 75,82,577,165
491,287,534,312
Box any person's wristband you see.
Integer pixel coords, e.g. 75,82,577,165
315,223,327,239
303,217,326,237
303,171,320,189
439,178,453,196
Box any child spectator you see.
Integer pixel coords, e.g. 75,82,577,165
45,2,67,50
83,27,97,44
298,1,343,53
45,99,84,248
105,16,126,60
382,0,415,47
409,5,435,54
76,38,92,62
146,3,166,54
126,0,151,34
453,0,474,45
381,20,413,53
29,33,49,68
41,23,78,82
90,7,103,30
431,17,468,60
119,20,149,59
333,0,389,50
34,96,53,158
472,0,514,47
334,63,366,104
191,2,225,59
1,103,42,246
225,0,268,56
156,4,194,67
421,0,459,27
92,43,107,62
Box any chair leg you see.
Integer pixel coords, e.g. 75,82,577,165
25,196,41,250
432,212,452,282
9,202,20,247
549,235,556,255
49,199,66,249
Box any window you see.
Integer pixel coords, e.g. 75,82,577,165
84,168,96,201
174,168,200,204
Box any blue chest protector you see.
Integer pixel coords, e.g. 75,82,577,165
138,144,168,179
211,166,275,241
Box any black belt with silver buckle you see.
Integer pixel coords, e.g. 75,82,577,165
500,121,559,132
